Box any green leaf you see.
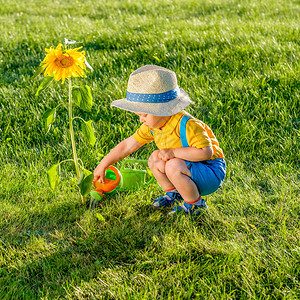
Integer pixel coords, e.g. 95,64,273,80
72,87,82,108
72,85,93,111
77,170,85,185
46,164,60,190
32,65,45,80
80,85,93,110
81,120,96,146
35,76,54,96
79,168,92,181
42,108,56,129
78,172,94,197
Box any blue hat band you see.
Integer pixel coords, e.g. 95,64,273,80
126,86,180,103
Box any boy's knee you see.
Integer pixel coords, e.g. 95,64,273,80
165,158,183,176
148,150,161,168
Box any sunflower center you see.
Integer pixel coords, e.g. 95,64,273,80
55,54,74,68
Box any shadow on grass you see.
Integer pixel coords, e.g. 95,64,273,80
2,184,299,299
0,192,230,299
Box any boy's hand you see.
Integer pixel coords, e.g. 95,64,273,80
93,164,106,183
158,149,175,161
92,135,144,183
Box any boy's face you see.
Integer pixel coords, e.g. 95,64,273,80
135,113,170,129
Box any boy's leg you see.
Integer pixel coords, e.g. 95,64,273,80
164,158,200,203
148,150,183,207
164,158,208,214
148,150,174,190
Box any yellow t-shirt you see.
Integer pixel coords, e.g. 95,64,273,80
133,111,225,160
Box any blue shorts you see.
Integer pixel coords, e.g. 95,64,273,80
185,158,226,196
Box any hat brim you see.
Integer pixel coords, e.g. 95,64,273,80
111,88,193,116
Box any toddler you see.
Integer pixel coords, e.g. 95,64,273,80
93,65,226,214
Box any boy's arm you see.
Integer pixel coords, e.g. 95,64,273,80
158,146,213,162
94,135,144,181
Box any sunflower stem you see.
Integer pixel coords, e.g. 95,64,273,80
68,78,85,205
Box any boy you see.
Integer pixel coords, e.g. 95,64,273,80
93,65,226,214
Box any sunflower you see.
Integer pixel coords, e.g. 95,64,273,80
41,43,86,84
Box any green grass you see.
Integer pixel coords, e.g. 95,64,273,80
0,0,299,298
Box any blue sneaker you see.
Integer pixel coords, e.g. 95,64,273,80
152,191,183,208
168,198,208,215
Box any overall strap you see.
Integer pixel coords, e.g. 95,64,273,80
180,115,190,147
150,115,191,147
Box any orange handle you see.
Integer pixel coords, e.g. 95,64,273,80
93,166,121,194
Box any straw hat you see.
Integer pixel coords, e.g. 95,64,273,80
111,65,193,116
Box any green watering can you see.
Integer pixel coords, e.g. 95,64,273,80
119,159,155,191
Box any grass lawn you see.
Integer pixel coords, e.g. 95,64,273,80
0,0,299,298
